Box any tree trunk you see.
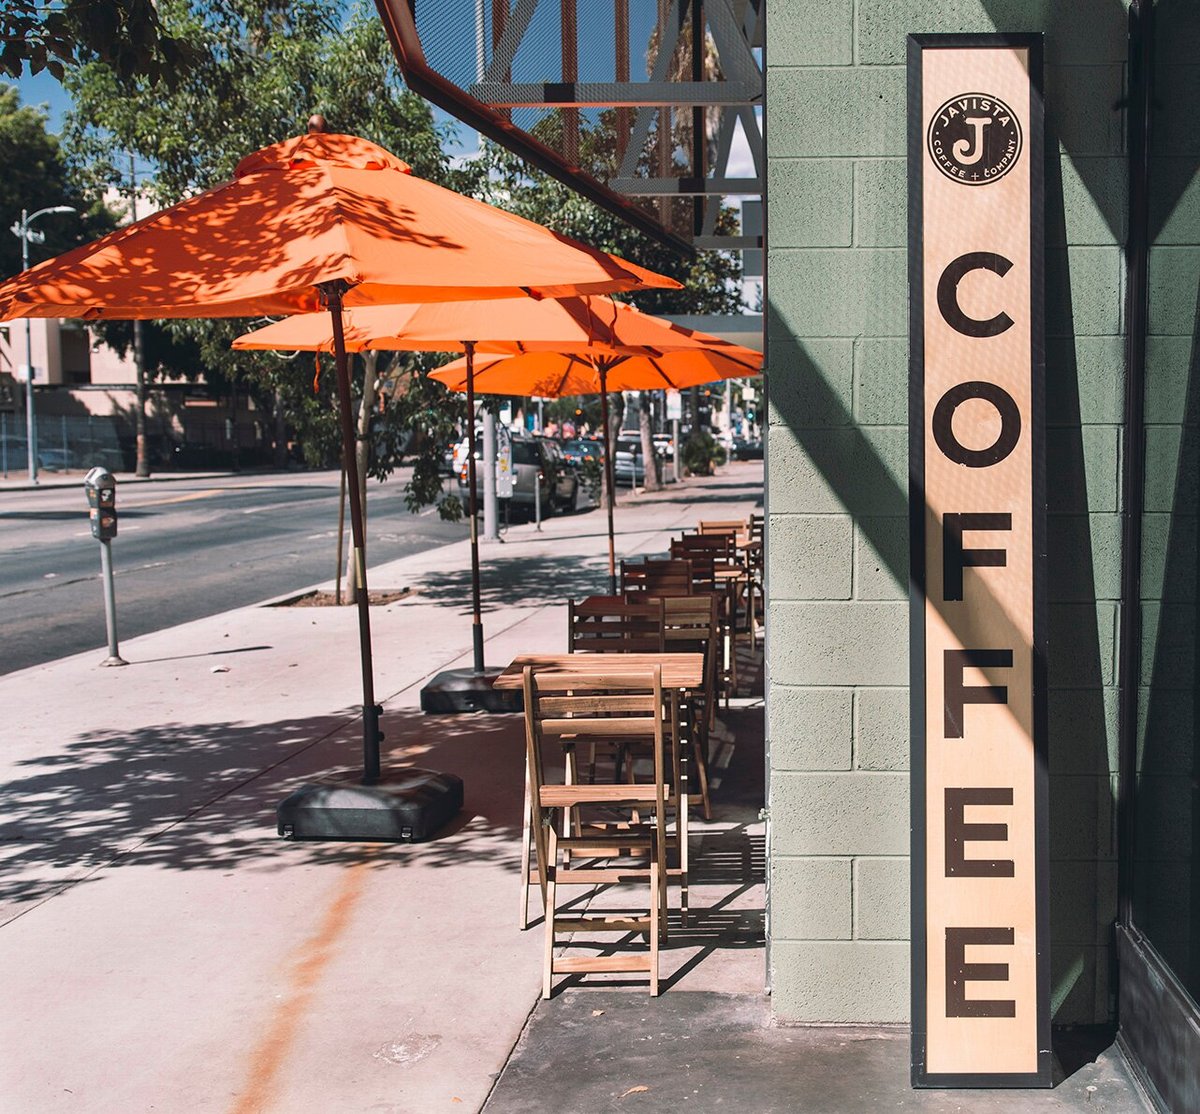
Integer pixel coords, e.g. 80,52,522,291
345,351,379,603
133,319,150,477
639,392,661,491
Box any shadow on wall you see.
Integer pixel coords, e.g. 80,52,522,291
766,13,1131,1022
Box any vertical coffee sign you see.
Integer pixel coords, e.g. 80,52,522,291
908,34,1049,1088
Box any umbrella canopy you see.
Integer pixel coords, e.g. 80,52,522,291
0,127,682,786
0,132,678,321
232,296,760,659
428,345,764,591
231,295,759,361
427,344,762,395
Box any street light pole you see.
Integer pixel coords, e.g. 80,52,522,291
10,205,76,483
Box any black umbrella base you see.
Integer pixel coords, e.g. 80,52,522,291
277,768,464,842
419,667,523,714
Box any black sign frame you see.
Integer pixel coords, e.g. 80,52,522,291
908,32,1050,1089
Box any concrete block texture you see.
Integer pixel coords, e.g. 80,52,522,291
1143,425,1195,514
1144,335,1197,425
771,940,909,1022
1147,245,1200,336
766,426,906,517
855,0,1128,66
1048,686,1118,776
1044,66,1127,157
769,514,853,600
766,66,905,158
1050,858,1118,946
769,248,906,338
853,159,904,248
1047,513,1122,601
1049,773,1116,862
1046,335,1125,427
1048,601,1118,688
1047,425,1120,514
770,857,852,939
771,602,907,686
855,687,909,771
854,337,907,426
854,857,909,940
1049,155,1127,247
771,771,908,856
854,517,906,601
1052,943,1106,1025
1139,512,1197,604
767,337,853,429
1150,158,1200,245
767,160,853,247
1046,246,1123,338
766,0,853,67
769,685,853,771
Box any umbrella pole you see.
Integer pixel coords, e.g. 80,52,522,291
323,282,381,784
600,364,616,594
464,341,485,674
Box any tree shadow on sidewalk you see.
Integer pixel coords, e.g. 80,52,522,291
0,706,530,920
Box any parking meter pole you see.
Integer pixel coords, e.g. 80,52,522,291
464,343,486,675
482,406,499,542
600,364,617,595
98,539,127,667
324,284,381,784
534,467,542,531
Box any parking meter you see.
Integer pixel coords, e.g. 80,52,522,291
84,466,118,540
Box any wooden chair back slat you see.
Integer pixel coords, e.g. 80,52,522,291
620,558,694,599
568,597,666,654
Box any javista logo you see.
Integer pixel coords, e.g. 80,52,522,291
927,93,1022,186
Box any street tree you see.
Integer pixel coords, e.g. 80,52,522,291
61,1,464,564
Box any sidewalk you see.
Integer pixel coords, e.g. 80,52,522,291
0,462,1150,1113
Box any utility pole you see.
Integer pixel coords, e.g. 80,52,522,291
10,205,76,483
129,156,150,477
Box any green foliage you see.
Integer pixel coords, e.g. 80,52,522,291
682,430,726,476
60,1,457,506
0,85,115,279
0,0,202,86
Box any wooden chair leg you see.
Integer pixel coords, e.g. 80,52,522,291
693,734,712,821
542,824,559,1000
519,764,534,930
649,858,661,997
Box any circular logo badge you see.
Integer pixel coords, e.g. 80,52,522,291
927,92,1022,186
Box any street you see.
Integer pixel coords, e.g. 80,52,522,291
0,470,470,674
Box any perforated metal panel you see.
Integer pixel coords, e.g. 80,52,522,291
375,0,763,254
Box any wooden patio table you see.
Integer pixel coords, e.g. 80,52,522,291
492,652,704,691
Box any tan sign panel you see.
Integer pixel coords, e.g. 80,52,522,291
908,34,1050,1088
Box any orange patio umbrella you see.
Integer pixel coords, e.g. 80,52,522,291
430,344,764,591
0,126,680,788
234,298,761,598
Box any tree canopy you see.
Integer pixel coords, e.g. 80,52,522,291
0,85,114,279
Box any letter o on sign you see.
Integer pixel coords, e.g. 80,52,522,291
932,381,1021,468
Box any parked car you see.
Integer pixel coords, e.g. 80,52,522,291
732,436,763,460
612,437,648,484
457,432,555,519
537,437,580,512
560,438,605,468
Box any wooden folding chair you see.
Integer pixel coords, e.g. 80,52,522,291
671,535,740,701
697,519,749,541
661,594,720,823
620,557,694,599
523,667,669,997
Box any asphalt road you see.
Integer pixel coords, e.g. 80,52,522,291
0,470,471,675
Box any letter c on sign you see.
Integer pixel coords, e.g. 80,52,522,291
933,381,1022,468
937,252,1015,338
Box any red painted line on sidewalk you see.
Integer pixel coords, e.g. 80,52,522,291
230,855,373,1114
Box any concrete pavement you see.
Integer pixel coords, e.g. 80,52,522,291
0,464,763,1113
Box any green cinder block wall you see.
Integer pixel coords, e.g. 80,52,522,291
764,0,1129,1024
